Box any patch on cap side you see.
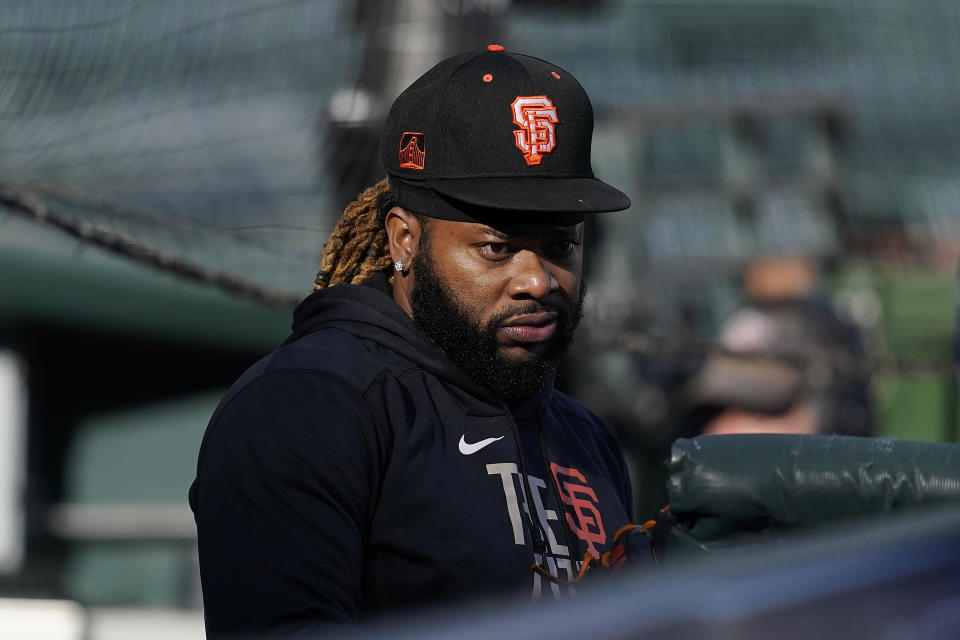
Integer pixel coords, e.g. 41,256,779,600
398,132,425,170
511,95,558,166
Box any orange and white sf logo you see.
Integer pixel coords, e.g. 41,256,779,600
512,95,559,166
550,463,606,557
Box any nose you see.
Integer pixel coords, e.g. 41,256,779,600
507,250,559,300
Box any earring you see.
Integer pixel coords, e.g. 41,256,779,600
394,260,405,272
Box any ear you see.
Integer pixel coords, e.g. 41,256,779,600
384,206,421,318
384,206,421,268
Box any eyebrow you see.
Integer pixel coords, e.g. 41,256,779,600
479,226,512,240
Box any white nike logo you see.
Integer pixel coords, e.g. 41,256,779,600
458,434,504,455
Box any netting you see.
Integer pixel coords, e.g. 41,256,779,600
2,1,958,299
1,0,363,305
1,1,958,440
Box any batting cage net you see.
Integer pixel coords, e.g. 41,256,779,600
2,0,959,428
3,0,959,299
1,0,366,306
2,0,959,439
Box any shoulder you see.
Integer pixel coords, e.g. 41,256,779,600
549,389,616,440
229,327,406,405
545,389,627,464
271,327,406,382
198,328,406,457
546,389,633,517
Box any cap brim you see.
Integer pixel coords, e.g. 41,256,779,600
683,354,805,416
426,176,631,214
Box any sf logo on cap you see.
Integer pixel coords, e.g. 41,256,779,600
511,96,558,166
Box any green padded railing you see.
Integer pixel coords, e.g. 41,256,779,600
667,434,960,542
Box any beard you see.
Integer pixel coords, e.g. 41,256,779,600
410,248,585,403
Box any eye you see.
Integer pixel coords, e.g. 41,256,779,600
545,240,578,259
478,242,512,260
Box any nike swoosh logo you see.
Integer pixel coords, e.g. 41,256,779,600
458,434,504,455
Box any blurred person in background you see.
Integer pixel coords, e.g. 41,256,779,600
190,46,641,637
679,261,873,437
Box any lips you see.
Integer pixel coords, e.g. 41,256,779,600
499,312,558,344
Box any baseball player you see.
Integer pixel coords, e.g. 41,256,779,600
191,45,641,637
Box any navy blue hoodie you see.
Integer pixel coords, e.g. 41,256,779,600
190,275,633,637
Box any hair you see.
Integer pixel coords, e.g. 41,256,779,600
313,178,394,290
313,178,433,291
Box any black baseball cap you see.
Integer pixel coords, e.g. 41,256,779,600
379,45,631,221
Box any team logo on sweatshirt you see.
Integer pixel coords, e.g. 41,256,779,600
486,461,608,600
511,96,558,166
550,463,607,557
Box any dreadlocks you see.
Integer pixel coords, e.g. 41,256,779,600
313,178,394,290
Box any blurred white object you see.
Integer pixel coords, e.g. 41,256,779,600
87,608,205,640
0,598,85,640
329,89,376,124
0,600,205,640
47,504,196,540
0,352,26,574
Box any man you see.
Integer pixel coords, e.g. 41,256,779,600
681,297,872,437
190,45,636,637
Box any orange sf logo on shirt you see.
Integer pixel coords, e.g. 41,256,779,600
550,462,606,557
511,96,558,166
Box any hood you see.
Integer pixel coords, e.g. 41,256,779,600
285,273,553,417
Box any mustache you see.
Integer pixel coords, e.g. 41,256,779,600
485,299,573,331
484,279,587,331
